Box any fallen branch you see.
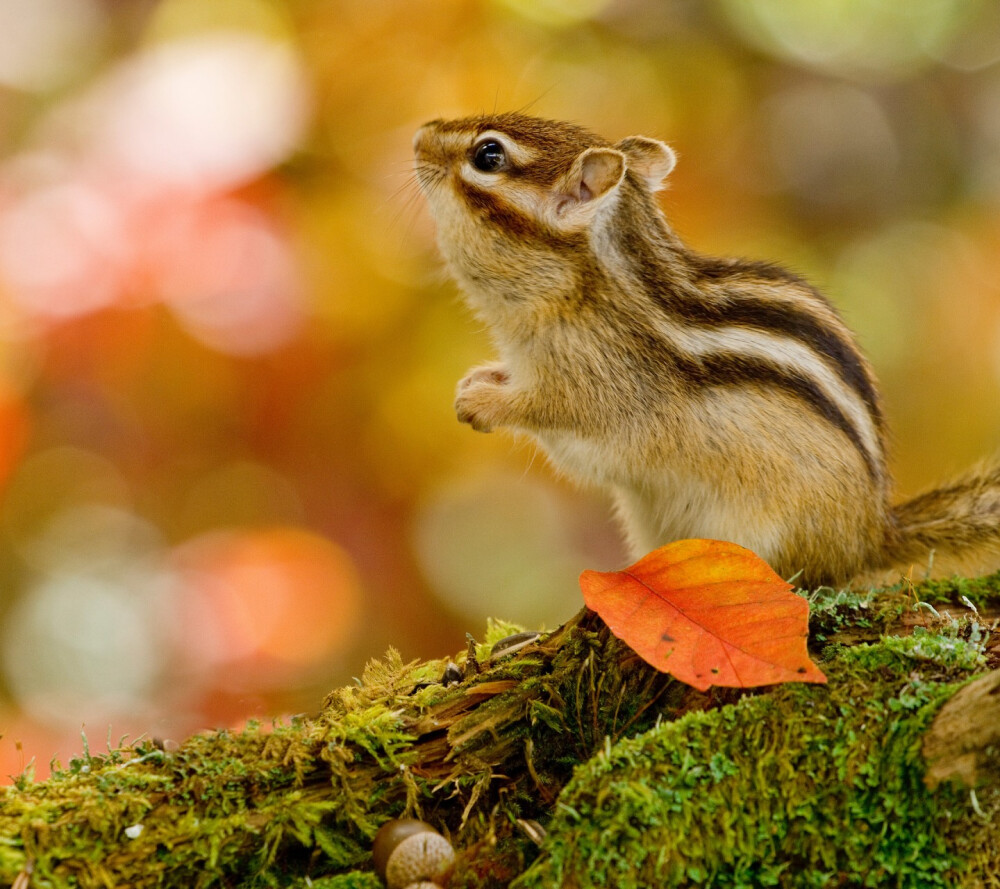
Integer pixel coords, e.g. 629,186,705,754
0,576,997,888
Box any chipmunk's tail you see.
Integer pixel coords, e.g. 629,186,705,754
883,459,1000,580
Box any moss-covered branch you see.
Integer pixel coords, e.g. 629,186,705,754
1,575,999,888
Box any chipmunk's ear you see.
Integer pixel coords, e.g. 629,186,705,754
618,136,676,191
558,147,626,209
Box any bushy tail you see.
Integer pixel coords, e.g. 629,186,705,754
886,459,1000,578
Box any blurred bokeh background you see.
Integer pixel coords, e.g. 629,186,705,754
0,0,998,779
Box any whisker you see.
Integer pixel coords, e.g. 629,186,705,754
515,90,553,117
381,177,432,238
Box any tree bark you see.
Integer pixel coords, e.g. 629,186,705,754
923,668,1000,790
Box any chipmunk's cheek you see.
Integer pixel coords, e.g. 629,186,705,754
446,200,486,240
424,194,458,228
428,211,470,263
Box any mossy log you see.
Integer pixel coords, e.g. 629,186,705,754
1,576,999,888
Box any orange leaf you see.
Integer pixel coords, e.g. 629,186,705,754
579,539,827,691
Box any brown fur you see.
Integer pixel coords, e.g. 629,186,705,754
414,112,1000,587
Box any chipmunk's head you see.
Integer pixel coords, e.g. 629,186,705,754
414,113,676,318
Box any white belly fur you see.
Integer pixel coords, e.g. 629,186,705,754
612,478,782,563
536,430,783,563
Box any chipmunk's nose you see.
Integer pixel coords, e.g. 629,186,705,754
412,123,446,190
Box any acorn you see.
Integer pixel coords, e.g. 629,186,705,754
372,819,455,889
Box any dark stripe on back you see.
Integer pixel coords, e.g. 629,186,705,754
616,216,883,432
681,293,882,430
685,255,882,428
666,347,881,480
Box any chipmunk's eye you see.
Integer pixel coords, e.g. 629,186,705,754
472,139,507,173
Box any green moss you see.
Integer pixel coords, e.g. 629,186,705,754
236,869,382,888
0,594,996,887
515,644,979,889
296,875,382,889
910,570,1000,610
0,705,414,886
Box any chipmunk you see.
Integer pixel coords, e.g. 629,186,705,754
413,112,1000,588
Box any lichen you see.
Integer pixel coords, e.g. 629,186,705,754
881,625,988,672
807,586,896,642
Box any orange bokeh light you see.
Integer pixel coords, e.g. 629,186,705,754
172,527,363,679
0,386,31,490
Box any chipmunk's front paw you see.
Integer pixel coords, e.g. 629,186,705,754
457,363,509,391
455,365,510,433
